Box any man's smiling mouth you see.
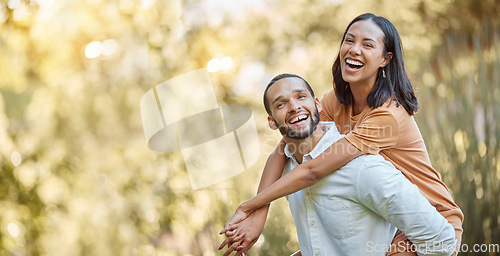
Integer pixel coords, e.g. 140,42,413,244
289,114,308,124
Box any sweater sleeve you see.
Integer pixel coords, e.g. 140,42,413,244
319,89,336,122
345,107,399,154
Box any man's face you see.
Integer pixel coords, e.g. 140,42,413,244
266,77,321,140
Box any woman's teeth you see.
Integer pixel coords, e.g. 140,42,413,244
346,59,363,68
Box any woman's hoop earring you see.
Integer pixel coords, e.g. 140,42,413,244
382,69,386,78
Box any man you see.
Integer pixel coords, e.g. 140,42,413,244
220,74,456,256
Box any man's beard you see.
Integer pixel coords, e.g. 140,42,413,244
277,108,320,140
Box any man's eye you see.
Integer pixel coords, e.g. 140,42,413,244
298,95,306,99
345,38,354,43
277,103,284,108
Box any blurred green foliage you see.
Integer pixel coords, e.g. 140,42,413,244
0,0,498,255
415,21,500,254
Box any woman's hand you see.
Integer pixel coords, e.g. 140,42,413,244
220,205,250,236
218,205,250,255
218,139,285,255
219,229,245,256
229,216,263,256
219,206,269,256
219,219,256,256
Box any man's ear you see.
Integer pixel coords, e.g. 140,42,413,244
268,116,278,130
315,98,322,113
380,52,393,67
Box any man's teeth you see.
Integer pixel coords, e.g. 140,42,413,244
346,59,363,67
290,115,308,124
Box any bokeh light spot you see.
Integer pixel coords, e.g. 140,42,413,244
220,57,233,71
478,141,487,158
102,39,119,56
141,0,156,8
207,57,233,73
255,234,265,247
207,58,221,73
34,0,55,8
11,151,22,167
85,41,102,59
7,223,20,238
476,187,484,199
145,210,155,223
8,0,21,9
12,3,28,21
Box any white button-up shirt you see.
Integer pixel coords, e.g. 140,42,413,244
283,122,456,256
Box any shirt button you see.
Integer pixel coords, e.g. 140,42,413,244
315,252,320,256
305,192,310,197
310,221,315,226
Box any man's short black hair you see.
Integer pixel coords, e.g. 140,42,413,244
263,73,315,115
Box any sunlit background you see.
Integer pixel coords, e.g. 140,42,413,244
0,0,499,255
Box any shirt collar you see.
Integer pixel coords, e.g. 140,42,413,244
284,121,344,162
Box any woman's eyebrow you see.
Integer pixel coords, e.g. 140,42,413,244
346,32,376,43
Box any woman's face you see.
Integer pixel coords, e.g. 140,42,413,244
339,19,390,89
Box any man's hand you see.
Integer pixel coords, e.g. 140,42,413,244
219,206,249,235
219,215,264,256
218,140,283,255
219,207,268,255
232,228,260,256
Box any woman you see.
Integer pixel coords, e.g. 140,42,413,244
220,13,463,256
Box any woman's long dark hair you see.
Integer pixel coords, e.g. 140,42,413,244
332,13,418,115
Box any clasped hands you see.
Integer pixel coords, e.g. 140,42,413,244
218,205,266,256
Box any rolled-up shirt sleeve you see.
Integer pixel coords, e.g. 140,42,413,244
357,159,456,256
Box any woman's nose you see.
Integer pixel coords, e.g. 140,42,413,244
349,44,361,55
